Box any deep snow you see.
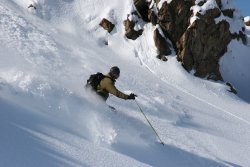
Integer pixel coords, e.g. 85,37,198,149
1,0,250,167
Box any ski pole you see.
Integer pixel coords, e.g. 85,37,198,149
135,100,165,146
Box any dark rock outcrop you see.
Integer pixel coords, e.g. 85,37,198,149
99,18,115,33
222,9,235,18
215,0,222,9
148,10,158,26
131,0,247,80
157,0,193,48
177,19,231,80
154,28,171,60
28,4,36,9
175,6,232,80
133,0,151,22
245,17,250,26
156,55,168,61
123,14,143,40
158,0,245,80
197,1,206,6
246,21,250,26
226,82,237,94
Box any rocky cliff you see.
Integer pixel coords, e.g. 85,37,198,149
131,0,246,81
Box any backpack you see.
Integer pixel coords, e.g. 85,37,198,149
86,73,105,91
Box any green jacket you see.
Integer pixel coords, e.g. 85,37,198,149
96,74,129,101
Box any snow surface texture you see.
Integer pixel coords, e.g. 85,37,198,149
0,0,250,167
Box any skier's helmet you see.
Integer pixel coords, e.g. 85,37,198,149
109,66,120,78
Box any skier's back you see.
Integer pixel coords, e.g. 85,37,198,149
86,66,136,101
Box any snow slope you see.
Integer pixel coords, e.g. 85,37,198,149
1,0,250,166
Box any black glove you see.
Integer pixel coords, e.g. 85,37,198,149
128,93,137,100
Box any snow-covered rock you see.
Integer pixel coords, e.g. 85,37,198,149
245,16,250,26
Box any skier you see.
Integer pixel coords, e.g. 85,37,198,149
86,66,136,101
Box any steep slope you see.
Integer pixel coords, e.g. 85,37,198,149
1,0,250,167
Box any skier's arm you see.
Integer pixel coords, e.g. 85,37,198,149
103,79,129,100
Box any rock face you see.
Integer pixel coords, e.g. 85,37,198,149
28,4,36,9
133,0,246,81
133,0,151,22
158,1,229,80
148,9,158,26
123,13,143,40
153,28,171,60
175,6,233,80
245,16,250,26
226,82,237,94
177,19,231,80
222,9,235,18
158,0,193,49
99,18,115,33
